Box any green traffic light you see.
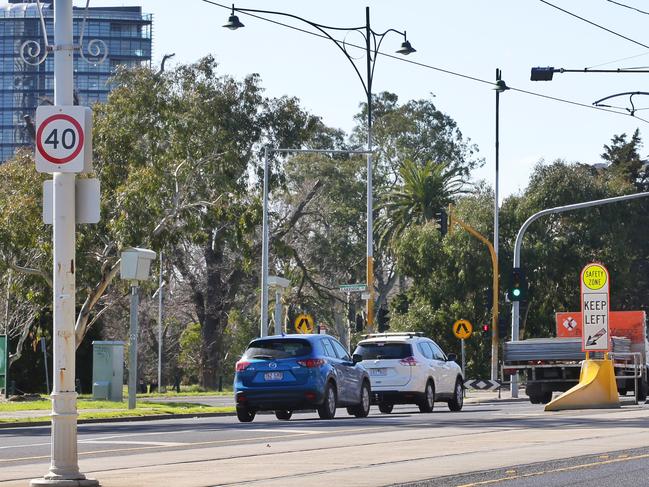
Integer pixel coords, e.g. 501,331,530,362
512,289,521,297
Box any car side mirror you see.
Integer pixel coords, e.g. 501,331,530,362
447,353,458,362
352,353,363,364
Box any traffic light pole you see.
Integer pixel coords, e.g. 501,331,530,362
509,191,649,397
448,208,499,381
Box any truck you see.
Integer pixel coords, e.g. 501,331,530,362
502,311,648,404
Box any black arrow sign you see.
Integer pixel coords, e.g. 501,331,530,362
586,327,607,346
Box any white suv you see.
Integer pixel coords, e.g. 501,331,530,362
353,332,464,413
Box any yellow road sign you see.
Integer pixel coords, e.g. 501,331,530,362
453,319,473,340
294,313,314,334
582,263,608,291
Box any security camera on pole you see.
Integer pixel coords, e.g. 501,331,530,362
30,1,101,485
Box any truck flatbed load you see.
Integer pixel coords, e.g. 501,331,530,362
503,337,632,363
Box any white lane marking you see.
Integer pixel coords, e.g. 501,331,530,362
239,428,324,434
79,440,186,447
0,441,51,450
83,429,196,441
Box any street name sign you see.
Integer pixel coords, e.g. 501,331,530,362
581,263,610,352
339,284,367,292
453,319,473,340
35,105,93,173
294,314,314,334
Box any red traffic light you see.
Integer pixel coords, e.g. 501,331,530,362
482,324,490,332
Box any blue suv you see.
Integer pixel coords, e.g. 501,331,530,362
234,334,371,422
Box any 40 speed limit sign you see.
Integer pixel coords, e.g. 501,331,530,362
35,105,93,173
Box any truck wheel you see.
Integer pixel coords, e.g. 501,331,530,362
539,391,553,404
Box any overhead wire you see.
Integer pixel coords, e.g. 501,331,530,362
539,0,649,50
201,0,649,125
606,0,649,16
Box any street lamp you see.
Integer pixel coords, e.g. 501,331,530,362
224,4,416,331
492,68,508,381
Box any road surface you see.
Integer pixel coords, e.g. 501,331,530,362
2,400,648,486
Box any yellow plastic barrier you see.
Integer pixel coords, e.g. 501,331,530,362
545,359,620,411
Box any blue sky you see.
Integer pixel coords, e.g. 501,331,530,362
92,0,649,200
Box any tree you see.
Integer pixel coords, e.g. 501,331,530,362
376,159,467,247
601,129,647,189
92,56,321,387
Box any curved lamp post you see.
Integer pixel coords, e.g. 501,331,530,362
224,4,416,331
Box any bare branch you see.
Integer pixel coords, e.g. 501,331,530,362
8,262,52,288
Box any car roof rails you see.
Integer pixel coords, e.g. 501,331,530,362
361,332,424,339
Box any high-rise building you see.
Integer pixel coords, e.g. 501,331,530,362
0,1,152,161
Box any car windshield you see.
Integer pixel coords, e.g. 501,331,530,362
244,338,312,360
354,342,412,360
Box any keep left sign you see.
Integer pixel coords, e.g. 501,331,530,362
35,105,92,173
581,263,610,352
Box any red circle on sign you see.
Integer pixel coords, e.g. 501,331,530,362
36,113,85,164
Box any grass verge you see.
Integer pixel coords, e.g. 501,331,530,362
0,399,234,423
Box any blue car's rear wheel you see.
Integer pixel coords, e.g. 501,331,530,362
317,383,337,419
236,406,256,423
275,410,293,421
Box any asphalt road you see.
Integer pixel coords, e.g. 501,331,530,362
399,447,649,487
2,400,648,486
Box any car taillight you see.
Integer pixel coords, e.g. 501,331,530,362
399,356,418,366
297,358,326,368
235,360,251,372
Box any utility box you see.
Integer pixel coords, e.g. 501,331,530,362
92,341,124,402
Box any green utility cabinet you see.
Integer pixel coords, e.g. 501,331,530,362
92,341,124,402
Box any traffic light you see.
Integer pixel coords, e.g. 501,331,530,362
377,307,390,332
507,268,526,302
482,323,491,339
530,66,555,81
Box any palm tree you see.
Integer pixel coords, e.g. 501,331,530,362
376,159,468,247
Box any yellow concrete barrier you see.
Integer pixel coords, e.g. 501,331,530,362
545,359,620,411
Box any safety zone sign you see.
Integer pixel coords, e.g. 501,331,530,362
581,263,610,352
35,105,93,173
294,314,314,334
453,319,473,340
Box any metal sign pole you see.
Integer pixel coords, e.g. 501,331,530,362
41,338,50,394
461,339,466,379
157,252,163,391
128,283,139,409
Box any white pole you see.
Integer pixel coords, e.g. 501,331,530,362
274,290,282,336
32,1,98,484
128,284,139,409
157,252,163,391
260,146,269,337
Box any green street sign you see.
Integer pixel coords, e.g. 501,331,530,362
338,284,367,292
0,335,6,390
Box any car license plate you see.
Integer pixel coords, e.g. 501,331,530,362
264,372,283,381
370,368,387,376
